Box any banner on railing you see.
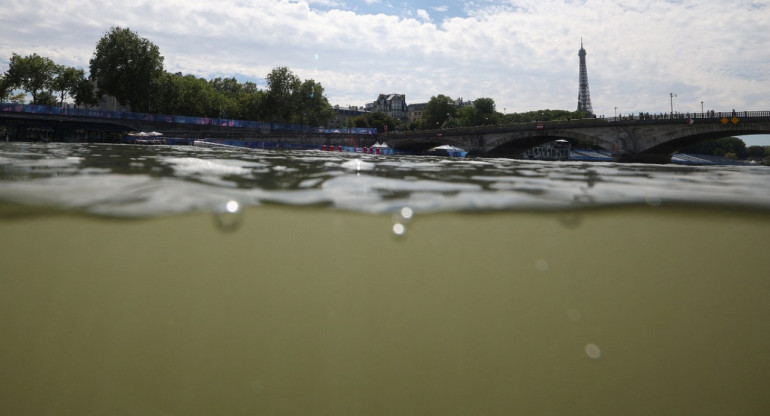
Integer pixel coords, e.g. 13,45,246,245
0,103,377,135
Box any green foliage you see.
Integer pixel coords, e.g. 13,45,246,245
3,30,337,126
261,67,334,125
265,67,301,123
35,90,58,106
9,93,26,104
5,53,57,104
0,74,10,101
351,112,399,133
420,94,457,129
473,98,497,118
210,77,245,98
455,98,497,127
152,73,230,118
235,86,266,121
370,112,400,132
350,115,370,128
51,66,86,106
73,78,98,108
746,145,767,159
145,67,333,126
500,109,589,124
295,79,335,126
89,26,164,112
413,100,590,130
3,52,95,107
680,137,747,158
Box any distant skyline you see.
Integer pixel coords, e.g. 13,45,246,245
2,0,769,145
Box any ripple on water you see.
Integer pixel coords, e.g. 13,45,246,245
1,143,769,218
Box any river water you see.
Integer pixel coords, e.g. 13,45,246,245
1,142,769,415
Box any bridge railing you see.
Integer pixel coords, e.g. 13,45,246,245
605,110,770,122
0,103,377,135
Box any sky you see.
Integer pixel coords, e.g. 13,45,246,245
2,0,770,145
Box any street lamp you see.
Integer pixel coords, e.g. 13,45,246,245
670,92,677,118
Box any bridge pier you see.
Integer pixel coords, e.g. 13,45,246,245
612,153,672,164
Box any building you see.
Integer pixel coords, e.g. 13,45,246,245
454,97,474,109
327,105,370,129
408,98,475,125
366,94,409,124
407,102,428,124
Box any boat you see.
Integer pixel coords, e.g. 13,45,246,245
427,144,468,157
123,131,165,145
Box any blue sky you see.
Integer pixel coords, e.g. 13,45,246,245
1,0,769,145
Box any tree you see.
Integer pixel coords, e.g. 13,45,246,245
0,74,11,101
5,53,57,104
351,115,370,128
210,77,244,98
474,97,496,122
367,112,400,133
262,67,334,126
73,78,99,108
500,109,588,124
89,27,164,112
9,93,26,104
349,112,398,132
237,88,266,121
36,90,59,106
50,65,86,106
265,67,301,123
457,105,480,127
681,137,747,158
151,72,183,115
295,79,335,126
454,99,497,127
746,145,767,159
160,74,222,118
420,94,456,129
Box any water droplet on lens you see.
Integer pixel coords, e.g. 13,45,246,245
391,206,413,239
559,213,582,229
225,200,239,213
214,199,243,232
392,223,406,237
574,194,594,205
585,343,602,359
567,308,582,322
645,195,662,207
393,206,414,223
535,259,549,272
400,207,413,220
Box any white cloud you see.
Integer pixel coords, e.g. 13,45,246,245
1,0,768,117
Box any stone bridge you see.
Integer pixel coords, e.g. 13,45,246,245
385,111,770,163
3,105,769,163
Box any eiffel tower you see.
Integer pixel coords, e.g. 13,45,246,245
577,39,593,115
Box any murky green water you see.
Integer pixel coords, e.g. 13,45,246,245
1,143,769,415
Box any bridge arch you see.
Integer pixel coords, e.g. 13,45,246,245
481,129,611,157
636,122,770,156
387,135,470,154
